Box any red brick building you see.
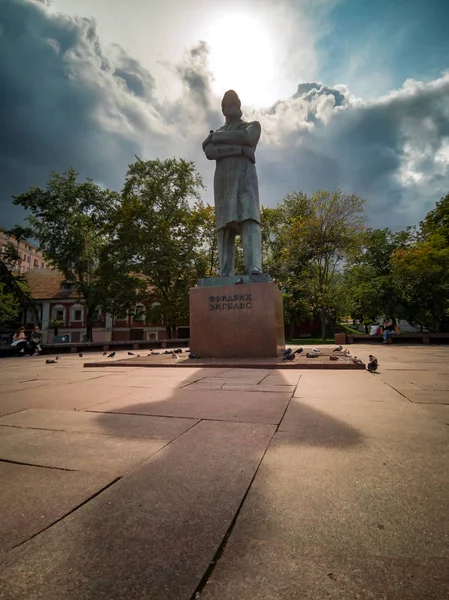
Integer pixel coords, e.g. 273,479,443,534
23,269,175,343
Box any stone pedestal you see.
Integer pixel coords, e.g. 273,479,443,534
189,281,285,358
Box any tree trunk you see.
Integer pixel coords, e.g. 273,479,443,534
166,326,172,339
54,327,58,337
86,305,95,342
288,322,294,341
321,307,327,342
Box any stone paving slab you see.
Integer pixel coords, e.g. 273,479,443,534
199,430,449,599
0,427,167,475
0,409,198,440
279,395,448,445
398,390,449,404
0,420,275,600
293,371,396,400
0,462,114,553
201,540,449,600
0,383,132,417
182,379,296,393
87,388,293,425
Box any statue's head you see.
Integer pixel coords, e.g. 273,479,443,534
221,90,242,120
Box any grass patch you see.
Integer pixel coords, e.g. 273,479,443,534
286,338,335,345
339,324,362,335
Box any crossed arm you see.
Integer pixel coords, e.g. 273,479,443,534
202,121,261,161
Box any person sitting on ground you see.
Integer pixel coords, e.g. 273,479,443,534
382,320,396,343
11,327,28,355
29,324,43,356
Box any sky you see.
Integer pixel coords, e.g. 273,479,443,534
1,0,449,232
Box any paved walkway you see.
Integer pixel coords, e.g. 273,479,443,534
0,345,448,599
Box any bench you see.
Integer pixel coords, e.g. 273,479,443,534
0,339,190,357
347,333,449,345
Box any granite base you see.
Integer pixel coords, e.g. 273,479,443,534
189,281,285,358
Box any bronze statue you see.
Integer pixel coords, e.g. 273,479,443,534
202,90,262,276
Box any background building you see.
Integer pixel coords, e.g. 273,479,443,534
0,231,50,273
23,269,177,343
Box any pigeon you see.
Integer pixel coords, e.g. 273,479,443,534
367,355,379,373
107,351,116,358
55,356,60,361
352,356,363,364
283,348,292,356
282,352,296,361
333,345,343,352
311,347,321,354
307,352,319,358
294,347,303,354
235,278,244,285
189,353,200,359
344,349,351,357
174,348,183,354
171,352,179,359
79,353,83,358
103,351,107,356
128,351,135,356
46,359,57,364
329,355,339,361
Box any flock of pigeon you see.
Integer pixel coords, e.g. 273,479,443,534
282,345,379,372
44,346,379,372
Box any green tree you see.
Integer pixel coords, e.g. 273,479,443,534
13,169,137,341
391,231,449,333
269,190,366,341
113,157,205,337
343,227,413,330
0,283,20,325
420,193,449,242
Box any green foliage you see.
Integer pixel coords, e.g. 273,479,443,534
112,157,206,333
0,282,20,325
343,227,414,327
48,318,65,335
420,193,449,242
342,192,449,332
264,190,366,340
391,233,449,332
13,169,138,341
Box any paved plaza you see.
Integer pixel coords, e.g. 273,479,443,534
0,345,448,599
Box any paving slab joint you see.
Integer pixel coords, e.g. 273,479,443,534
10,476,122,551
189,428,277,600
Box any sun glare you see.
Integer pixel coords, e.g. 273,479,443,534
204,14,277,108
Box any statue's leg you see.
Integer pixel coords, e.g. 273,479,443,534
242,219,262,274
217,226,236,276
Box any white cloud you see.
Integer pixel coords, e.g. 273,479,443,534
1,0,448,234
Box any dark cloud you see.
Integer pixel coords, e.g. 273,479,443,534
255,76,449,228
0,0,448,233
112,45,156,99
0,0,163,228
174,41,222,129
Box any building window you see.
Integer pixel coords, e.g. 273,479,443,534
56,309,64,321
74,310,82,321
134,304,146,321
